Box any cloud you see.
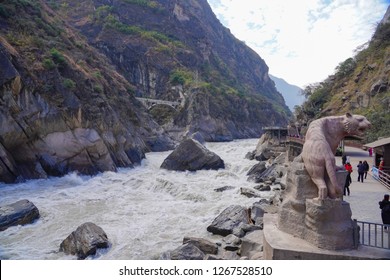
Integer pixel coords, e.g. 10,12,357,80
207,0,389,88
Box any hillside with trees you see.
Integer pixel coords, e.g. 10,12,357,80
294,6,390,142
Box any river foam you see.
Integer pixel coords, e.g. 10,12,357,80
0,139,275,260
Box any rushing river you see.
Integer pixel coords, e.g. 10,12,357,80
0,139,277,260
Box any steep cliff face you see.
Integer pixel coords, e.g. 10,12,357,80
0,0,291,183
0,1,174,183
58,0,290,141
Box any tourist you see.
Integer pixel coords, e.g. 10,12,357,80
379,158,384,171
344,162,353,196
363,160,369,179
368,147,373,157
342,154,347,165
357,161,365,183
379,158,385,180
379,194,390,230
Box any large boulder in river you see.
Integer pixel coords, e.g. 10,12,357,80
160,139,225,171
60,222,109,259
0,199,40,231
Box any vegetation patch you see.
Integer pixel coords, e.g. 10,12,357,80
170,69,193,86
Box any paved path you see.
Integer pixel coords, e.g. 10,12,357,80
338,146,389,224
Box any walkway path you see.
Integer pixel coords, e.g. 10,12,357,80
338,146,389,224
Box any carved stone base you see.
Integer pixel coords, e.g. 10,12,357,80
277,158,358,250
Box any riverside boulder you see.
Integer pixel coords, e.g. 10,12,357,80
206,205,250,237
169,243,206,260
160,139,225,171
0,199,40,231
60,222,109,259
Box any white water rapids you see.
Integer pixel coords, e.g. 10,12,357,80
0,139,277,260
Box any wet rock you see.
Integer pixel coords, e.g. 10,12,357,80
60,222,109,259
241,223,262,233
254,184,271,191
223,234,242,244
183,236,218,255
250,203,265,226
247,162,267,182
240,230,264,260
207,205,250,237
169,243,205,260
161,139,225,171
245,151,255,160
214,185,235,192
240,187,262,198
189,132,205,145
0,199,40,231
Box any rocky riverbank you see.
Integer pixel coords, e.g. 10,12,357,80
0,136,288,260
160,136,288,260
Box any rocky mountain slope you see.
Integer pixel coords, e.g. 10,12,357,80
58,0,291,141
269,75,304,111
295,5,390,142
0,0,290,183
0,0,174,183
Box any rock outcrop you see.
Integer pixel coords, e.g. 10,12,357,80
53,0,291,141
0,6,174,183
0,199,40,231
160,139,224,171
206,205,251,238
60,222,109,259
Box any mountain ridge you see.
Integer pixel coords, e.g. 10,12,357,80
0,0,290,183
269,74,304,111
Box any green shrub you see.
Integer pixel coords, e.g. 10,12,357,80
63,78,76,90
122,0,159,9
93,84,103,93
42,58,55,70
170,69,193,86
93,71,103,79
50,48,66,66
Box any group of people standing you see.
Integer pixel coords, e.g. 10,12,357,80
342,154,369,196
341,153,389,228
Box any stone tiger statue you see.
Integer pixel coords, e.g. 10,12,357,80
301,113,371,199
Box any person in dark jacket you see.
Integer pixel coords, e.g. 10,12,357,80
379,194,390,229
363,160,369,179
342,154,347,165
357,161,365,183
344,162,353,196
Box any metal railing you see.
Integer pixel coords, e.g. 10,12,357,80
371,167,390,190
356,220,390,249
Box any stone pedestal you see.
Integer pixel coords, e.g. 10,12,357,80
264,214,389,260
277,158,358,250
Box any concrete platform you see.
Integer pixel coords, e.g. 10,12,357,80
263,213,390,260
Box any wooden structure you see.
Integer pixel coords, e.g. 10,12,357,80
262,126,289,144
364,137,390,171
364,137,390,189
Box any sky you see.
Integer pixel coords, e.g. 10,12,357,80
207,0,390,88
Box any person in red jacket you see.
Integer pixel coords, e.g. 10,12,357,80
344,162,353,196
